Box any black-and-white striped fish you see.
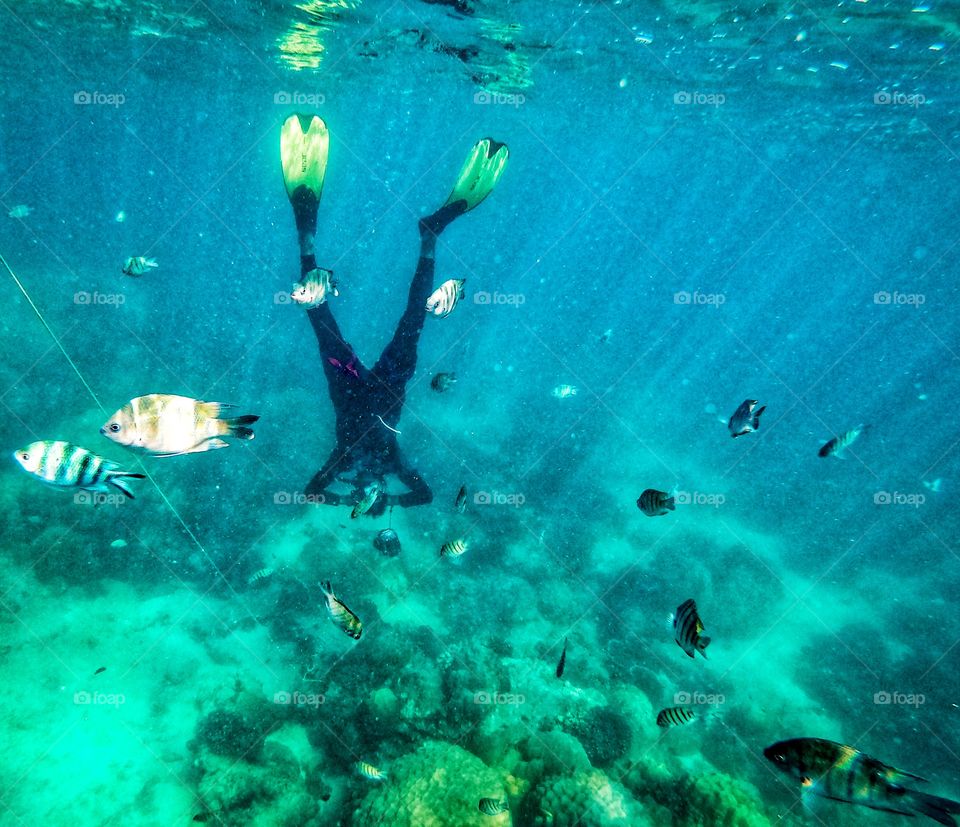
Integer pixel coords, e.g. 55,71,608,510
637,488,675,517
656,706,698,728
671,598,711,659
121,256,158,277
728,398,765,438
320,580,363,639
478,797,509,815
291,268,338,307
425,278,465,318
440,538,468,559
13,440,145,499
355,761,387,781
765,738,960,824
818,424,868,458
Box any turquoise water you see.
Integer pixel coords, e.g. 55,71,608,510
1,2,959,825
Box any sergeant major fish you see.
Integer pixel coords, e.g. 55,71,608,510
101,394,259,457
818,424,868,458
656,706,698,728
425,278,465,318
440,538,468,559
291,267,338,306
355,761,387,782
764,738,960,825
637,488,675,517
728,399,766,438
320,581,363,640
13,440,145,499
121,256,158,277
671,598,711,659
478,797,510,815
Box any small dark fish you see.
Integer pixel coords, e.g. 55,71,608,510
637,488,675,517
656,706,698,728
728,398,765,438
818,424,868,458
431,372,457,392
672,598,710,658
765,738,960,824
555,637,567,679
598,328,612,344
478,797,509,815
192,815,211,823
94,667,106,676
454,484,467,513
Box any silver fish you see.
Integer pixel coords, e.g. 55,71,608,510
425,278,465,318
291,268,338,306
121,256,158,277
13,440,145,499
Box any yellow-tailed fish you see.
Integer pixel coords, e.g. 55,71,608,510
13,440,145,499
351,481,383,518
321,580,363,639
765,738,960,823
101,394,259,457
425,278,465,318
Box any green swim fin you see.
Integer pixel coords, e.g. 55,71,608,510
444,137,509,213
280,113,329,203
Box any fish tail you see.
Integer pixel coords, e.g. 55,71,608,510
664,496,676,511
223,414,260,440
319,580,333,598
904,790,960,826
107,472,146,500
697,635,712,656
753,405,766,427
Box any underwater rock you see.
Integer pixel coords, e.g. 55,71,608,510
195,709,266,760
521,730,592,775
350,740,509,827
561,705,632,768
527,769,642,826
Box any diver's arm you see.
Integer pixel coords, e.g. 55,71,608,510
304,450,346,506
389,464,433,508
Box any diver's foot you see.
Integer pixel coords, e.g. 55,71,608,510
418,202,466,238
281,114,328,250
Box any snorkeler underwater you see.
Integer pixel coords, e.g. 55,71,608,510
1,2,959,825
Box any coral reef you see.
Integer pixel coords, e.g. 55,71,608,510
560,705,632,767
526,769,642,826
350,740,509,826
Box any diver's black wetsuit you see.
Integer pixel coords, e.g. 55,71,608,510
301,203,463,510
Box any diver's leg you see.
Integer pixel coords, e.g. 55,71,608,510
371,203,465,385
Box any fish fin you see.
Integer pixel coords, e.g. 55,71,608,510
224,414,259,440
904,790,960,826
698,636,711,656
752,405,766,427
666,613,676,631
193,439,230,453
107,473,145,499
664,496,676,510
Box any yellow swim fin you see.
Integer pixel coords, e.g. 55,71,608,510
280,113,329,202
444,137,509,213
